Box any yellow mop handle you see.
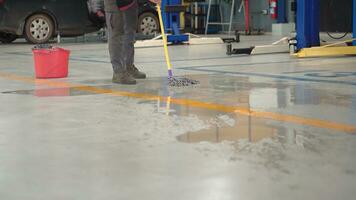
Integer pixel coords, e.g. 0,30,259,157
156,4,173,77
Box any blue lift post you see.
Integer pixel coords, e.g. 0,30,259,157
353,0,356,46
296,0,320,50
161,0,168,29
277,0,287,23
161,0,189,44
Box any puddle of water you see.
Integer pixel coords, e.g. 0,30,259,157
80,79,112,85
177,113,278,143
1,75,345,148
3,74,352,109
2,86,111,97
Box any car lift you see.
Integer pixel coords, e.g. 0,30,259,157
293,0,356,58
226,37,290,55
226,0,291,55
227,0,356,57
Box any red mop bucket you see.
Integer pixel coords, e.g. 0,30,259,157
32,47,70,79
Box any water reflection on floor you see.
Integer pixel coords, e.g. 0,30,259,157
2,86,106,97
176,113,277,144
3,74,356,128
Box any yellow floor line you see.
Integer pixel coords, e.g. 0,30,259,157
1,72,355,133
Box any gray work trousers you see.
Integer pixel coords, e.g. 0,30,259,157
105,3,138,73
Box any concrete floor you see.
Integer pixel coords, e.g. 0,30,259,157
0,35,356,200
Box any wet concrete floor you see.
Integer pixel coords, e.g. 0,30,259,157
0,35,356,200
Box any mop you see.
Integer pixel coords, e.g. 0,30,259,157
156,4,199,87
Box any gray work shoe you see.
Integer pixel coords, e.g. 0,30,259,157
112,72,137,85
128,65,146,79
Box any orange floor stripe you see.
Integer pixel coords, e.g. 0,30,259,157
1,72,355,133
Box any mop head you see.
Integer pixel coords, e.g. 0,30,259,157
168,77,199,87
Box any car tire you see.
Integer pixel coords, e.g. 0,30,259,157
24,14,55,44
0,32,17,43
138,12,159,36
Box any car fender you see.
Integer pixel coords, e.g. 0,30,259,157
138,1,157,16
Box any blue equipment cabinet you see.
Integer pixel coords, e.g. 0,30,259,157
161,0,189,44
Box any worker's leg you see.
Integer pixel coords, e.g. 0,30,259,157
122,2,138,68
106,11,127,73
106,10,136,84
123,2,146,79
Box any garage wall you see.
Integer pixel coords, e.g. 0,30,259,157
218,0,274,32
218,0,295,32
218,0,352,33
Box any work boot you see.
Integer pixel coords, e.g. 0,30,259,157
112,72,137,85
128,65,146,79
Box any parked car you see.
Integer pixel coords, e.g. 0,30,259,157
136,0,159,36
0,0,159,44
0,0,105,44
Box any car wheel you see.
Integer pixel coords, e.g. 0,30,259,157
24,14,54,44
138,12,159,36
0,32,17,43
